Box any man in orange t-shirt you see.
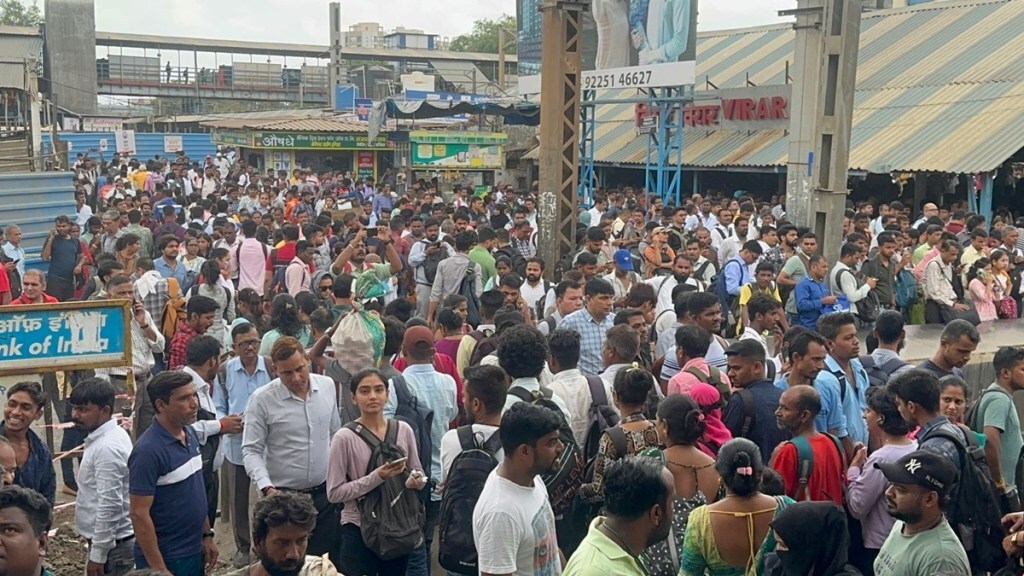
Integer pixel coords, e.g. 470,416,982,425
771,384,846,505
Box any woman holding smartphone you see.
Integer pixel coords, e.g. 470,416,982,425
326,368,427,576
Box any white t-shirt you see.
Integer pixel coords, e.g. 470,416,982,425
472,472,562,576
439,424,501,487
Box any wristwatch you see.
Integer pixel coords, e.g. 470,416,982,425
203,531,215,539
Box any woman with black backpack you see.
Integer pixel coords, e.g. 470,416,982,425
326,368,428,575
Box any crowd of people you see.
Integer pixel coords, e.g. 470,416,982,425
2,147,1024,576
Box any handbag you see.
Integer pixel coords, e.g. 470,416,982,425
938,301,982,325
999,296,1019,320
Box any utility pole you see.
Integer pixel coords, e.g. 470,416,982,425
783,0,862,263
537,0,588,280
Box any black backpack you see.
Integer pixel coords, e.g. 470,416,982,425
508,386,585,516
858,355,908,389
420,240,446,284
467,329,498,367
458,266,481,327
392,374,434,481
919,426,1006,572
581,375,621,468
838,268,880,323
553,248,583,283
344,420,425,560
266,248,289,295
438,427,503,575
494,245,527,278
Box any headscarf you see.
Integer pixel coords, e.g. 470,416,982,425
688,383,733,454
767,501,859,576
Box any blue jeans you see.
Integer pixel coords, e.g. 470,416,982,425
405,499,441,576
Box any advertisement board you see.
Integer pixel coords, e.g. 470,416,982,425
0,301,132,376
163,135,183,153
357,151,376,181
115,129,136,154
251,132,389,150
83,117,122,132
412,143,504,170
517,0,698,93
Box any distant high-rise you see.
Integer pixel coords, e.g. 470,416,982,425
43,0,98,114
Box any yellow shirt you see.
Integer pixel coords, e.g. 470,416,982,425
562,517,648,576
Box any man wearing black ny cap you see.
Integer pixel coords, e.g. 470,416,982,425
874,449,969,576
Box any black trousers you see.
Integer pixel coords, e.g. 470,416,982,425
338,522,410,576
281,484,339,567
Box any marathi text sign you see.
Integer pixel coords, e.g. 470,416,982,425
0,301,132,376
252,131,389,150
684,85,793,131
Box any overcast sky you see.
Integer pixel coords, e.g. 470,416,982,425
85,0,796,45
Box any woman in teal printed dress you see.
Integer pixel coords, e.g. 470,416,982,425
680,438,793,576
641,394,722,575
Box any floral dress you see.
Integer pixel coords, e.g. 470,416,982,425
578,413,661,502
642,490,708,575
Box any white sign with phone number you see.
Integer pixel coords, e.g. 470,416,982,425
518,60,695,94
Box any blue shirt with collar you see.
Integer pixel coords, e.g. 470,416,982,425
128,420,206,565
559,307,616,375
154,257,187,286
794,275,831,329
724,255,751,297
384,363,458,497
0,422,55,504
214,356,272,466
819,354,869,445
775,373,848,439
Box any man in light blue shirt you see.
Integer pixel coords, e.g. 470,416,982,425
774,329,849,442
383,325,457,576
213,322,272,568
559,278,617,375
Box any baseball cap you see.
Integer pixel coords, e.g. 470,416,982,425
613,249,633,271
402,325,434,352
875,449,956,496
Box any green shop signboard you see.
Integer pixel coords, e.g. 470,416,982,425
412,143,504,169
253,132,389,150
212,129,252,147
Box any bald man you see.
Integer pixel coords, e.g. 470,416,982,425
771,385,846,505
913,203,939,228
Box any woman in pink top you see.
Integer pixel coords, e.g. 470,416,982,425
434,307,465,361
966,257,997,322
666,325,732,396
326,368,427,575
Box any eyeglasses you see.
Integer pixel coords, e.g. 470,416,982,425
235,340,260,348
320,285,334,292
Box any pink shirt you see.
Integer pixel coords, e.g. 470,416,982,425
326,420,423,527
666,357,732,396
236,237,269,295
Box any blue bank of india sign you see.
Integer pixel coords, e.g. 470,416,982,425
0,300,132,375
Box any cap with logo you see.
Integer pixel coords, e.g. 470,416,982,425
613,249,634,271
874,449,956,496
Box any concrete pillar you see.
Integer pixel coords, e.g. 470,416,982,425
783,0,862,263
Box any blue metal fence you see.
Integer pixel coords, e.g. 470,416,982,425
42,132,216,166
0,171,77,271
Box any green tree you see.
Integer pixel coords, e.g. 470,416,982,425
0,0,41,26
449,14,517,54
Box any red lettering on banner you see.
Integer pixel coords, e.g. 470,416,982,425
685,96,788,127
772,97,788,119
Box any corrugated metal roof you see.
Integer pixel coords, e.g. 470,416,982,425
200,116,370,133
558,0,1024,174
0,62,26,91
